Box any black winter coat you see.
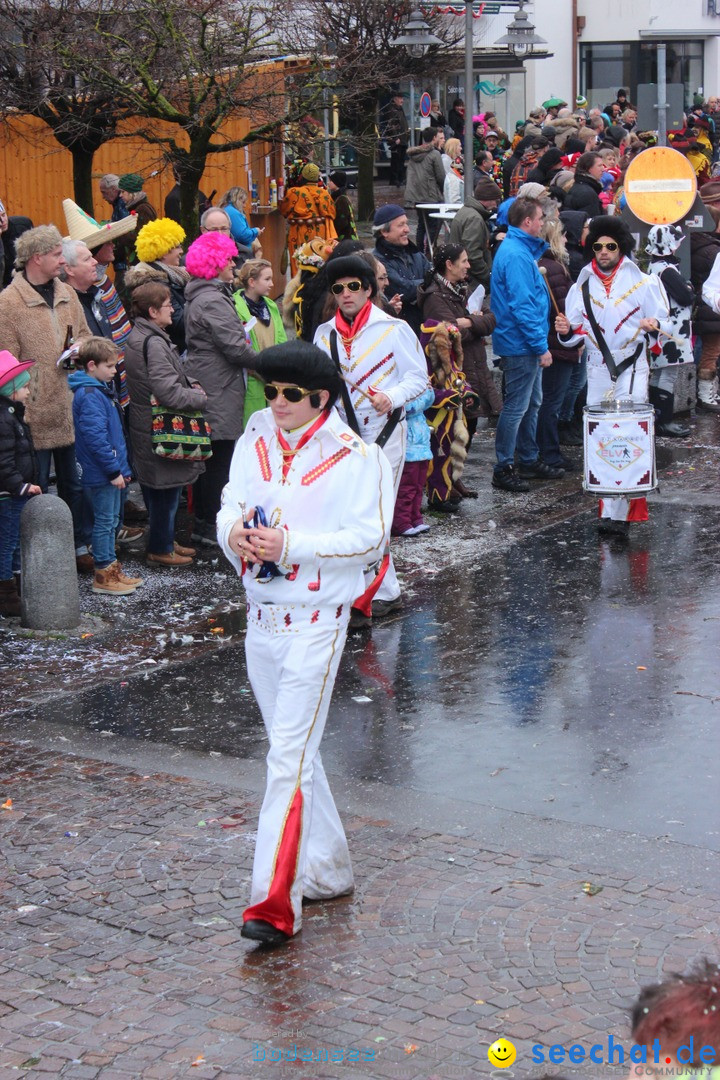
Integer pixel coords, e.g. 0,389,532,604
563,172,604,218
559,210,588,282
690,230,720,336
0,396,37,497
538,254,580,364
372,235,431,337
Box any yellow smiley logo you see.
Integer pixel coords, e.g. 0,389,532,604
488,1038,517,1068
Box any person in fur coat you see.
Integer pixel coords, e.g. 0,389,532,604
420,319,478,512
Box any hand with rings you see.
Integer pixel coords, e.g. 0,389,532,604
247,523,284,563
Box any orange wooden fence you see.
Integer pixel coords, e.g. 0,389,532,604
0,104,289,283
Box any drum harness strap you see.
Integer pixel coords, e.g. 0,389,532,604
581,279,644,391
329,329,402,450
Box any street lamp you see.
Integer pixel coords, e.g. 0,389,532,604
493,0,548,59
393,8,443,149
392,7,443,57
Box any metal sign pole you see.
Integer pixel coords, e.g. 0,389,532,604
409,78,416,148
657,43,667,147
464,0,474,200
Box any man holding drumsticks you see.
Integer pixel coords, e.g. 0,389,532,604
556,216,671,537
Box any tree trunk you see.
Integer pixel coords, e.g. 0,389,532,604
357,140,376,223
177,144,210,242
356,98,379,223
70,146,96,215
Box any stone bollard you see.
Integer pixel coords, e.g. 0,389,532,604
20,494,81,630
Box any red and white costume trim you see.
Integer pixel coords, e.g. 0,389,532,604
217,406,394,936
314,304,429,600
564,258,670,523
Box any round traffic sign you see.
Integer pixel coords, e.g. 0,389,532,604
624,146,697,225
419,92,432,118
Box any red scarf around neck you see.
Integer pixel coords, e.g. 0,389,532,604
592,255,624,297
276,410,329,480
335,298,373,345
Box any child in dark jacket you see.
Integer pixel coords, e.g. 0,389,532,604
0,351,41,616
69,337,143,597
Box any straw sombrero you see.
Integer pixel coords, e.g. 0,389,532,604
63,198,137,250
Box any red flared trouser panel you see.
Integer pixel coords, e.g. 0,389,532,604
243,787,303,937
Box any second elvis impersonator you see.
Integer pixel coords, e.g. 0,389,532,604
313,255,428,622
556,215,671,537
217,340,394,946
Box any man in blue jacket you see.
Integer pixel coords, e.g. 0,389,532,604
489,196,564,492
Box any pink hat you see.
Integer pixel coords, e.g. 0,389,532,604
0,350,35,391
185,232,238,279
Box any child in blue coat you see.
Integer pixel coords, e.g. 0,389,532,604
69,338,143,596
391,386,435,536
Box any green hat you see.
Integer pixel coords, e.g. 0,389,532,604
118,173,144,193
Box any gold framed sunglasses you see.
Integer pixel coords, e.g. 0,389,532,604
263,383,316,404
330,279,364,295
592,241,619,252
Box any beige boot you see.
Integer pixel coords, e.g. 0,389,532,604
92,560,138,595
116,563,144,588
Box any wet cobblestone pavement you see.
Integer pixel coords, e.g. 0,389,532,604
1,397,720,1077
1,744,716,1079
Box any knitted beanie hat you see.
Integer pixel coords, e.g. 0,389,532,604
118,174,144,193
373,203,405,227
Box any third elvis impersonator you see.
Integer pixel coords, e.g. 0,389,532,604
217,340,394,946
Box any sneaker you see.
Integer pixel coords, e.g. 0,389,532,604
146,551,193,567
116,525,145,546
191,521,219,547
116,564,144,588
412,522,430,534
92,561,138,595
372,596,403,618
398,525,422,536
190,519,208,544
492,467,530,493
517,459,565,480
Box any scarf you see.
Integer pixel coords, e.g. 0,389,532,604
276,410,330,480
592,255,624,297
435,272,468,303
334,298,373,354
243,292,270,325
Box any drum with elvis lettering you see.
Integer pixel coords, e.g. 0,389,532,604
583,400,657,496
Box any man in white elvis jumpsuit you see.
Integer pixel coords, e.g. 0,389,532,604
313,254,429,624
556,216,671,537
217,340,394,945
